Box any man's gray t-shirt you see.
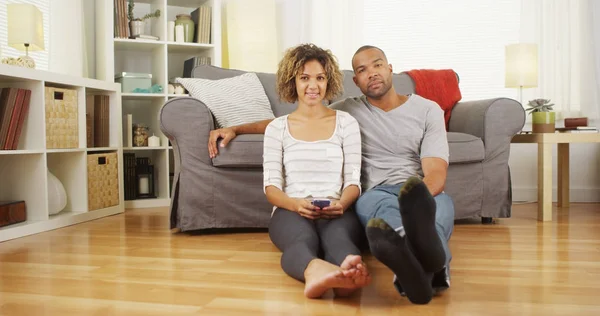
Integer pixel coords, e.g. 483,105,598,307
330,94,449,192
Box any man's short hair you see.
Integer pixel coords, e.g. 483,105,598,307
352,45,388,69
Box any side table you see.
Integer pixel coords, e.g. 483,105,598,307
511,132,600,221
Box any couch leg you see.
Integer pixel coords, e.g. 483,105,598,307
481,217,493,224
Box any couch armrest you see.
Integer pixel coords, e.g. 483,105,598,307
160,97,215,166
449,98,525,159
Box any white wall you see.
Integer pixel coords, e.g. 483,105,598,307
222,0,279,73
49,0,84,77
48,0,96,78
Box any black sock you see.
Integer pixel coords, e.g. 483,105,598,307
398,176,446,272
366,218,433,304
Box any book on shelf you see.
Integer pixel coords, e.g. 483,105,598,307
190,6,212,44
123,114,133,148
86,113,94,147
129,34,159,41
183,56,212,77
0,88,32,150
114,0,130,39
124,153,137,200
87,94,110,148
556,126,598,133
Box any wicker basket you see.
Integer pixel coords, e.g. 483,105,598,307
45,87,78,149
87,152,119,211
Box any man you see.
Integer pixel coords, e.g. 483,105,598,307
207,45,454,304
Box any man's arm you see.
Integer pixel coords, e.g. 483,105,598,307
421,157,448,196
419,101,450,196
208,119,273,158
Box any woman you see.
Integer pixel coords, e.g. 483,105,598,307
263,43,370,298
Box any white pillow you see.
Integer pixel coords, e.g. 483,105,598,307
176,73,275,128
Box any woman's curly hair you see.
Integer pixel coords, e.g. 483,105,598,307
276,43,344,103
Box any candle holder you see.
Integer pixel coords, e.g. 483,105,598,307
148,134,160,147
136,157,156,199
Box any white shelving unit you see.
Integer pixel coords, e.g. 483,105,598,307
0,64,124,242
95,0,221,208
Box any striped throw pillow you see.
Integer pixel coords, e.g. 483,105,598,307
176,73,275,128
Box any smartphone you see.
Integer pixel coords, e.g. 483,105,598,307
311,199,331,209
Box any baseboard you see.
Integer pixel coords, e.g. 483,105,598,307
512,187,600,203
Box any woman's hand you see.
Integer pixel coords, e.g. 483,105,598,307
292,198,320,219
319,200,345,219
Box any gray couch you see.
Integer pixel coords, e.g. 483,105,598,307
160,65,525,232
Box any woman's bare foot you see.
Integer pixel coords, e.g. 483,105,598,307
334,255,372,297
303,259,358,298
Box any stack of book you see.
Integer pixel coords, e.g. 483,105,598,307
557,126,598,133
86,95,111,147
124,153,137,200
191,6,212,44
183,56,212,78
0,88,32,150
113,0,130,39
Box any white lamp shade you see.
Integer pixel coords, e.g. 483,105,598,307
505,43,538,88
7,4,45,51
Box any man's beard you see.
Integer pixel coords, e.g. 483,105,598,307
365,80,391,99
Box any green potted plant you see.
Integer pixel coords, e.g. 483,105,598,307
526,98,555,133
128,0,161,37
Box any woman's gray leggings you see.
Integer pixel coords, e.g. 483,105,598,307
268,207,364,282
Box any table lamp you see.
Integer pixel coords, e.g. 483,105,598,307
505,43,538,105
7,3,45,69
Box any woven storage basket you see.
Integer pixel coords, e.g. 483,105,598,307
45,87,78,149
87,152,119,211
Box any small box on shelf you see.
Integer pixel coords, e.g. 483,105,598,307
115,72,153,93
45,86,79,149
87,152,120,211
0,201,26,228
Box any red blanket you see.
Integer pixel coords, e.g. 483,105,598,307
406,69,462,130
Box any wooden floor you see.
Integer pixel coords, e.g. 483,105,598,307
1,203,600,315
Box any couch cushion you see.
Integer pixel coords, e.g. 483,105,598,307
447,132,484,164
214,132,484,167
191,64,296,117
212,134,264,167
177,73,275,128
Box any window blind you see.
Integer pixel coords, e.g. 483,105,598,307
362,0,521,101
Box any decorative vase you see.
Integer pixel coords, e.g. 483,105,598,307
175,14,195,43
532,112,555,133
130,20,145,37
47,171,67,215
